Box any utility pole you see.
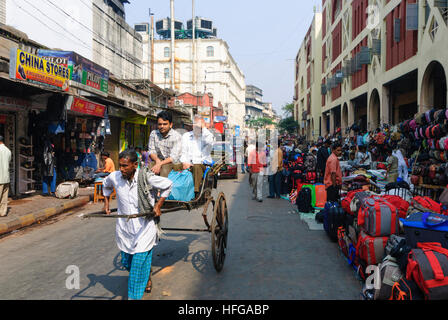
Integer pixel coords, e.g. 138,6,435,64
149,8,154,83
170,0,175,90
192,0,196,94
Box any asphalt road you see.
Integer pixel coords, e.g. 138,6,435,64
0,174,362,300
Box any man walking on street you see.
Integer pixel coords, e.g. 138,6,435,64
324,143,343,203
0,135,11,217
103,149,173,300
248,141,267,202
267,139,283,199
317,140,331,183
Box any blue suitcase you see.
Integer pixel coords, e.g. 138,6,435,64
400,212,448,249
323,202,346,242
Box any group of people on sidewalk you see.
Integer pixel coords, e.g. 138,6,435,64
242,124,411,207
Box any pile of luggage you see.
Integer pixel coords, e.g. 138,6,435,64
320,182,448,300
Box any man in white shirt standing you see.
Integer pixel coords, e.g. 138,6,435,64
0,135,12,217
180,115,215,194
102,149,173,300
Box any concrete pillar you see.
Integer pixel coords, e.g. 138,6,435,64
381,86,390,127
348,101,355,133
330,109,335,135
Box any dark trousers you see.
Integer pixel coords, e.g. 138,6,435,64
326,185,341,203
42,168,57,194
268,172,282,197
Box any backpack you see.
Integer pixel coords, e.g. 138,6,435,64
382,195,410,219
358,196,400,237
406,242,448,300
349,191,375,217
389,278,424,300
356,231,388,266
385,235,412,272
296,187,313,213
374,255,403,300
411,196,442,214
341,190,361,214
305,172,316,184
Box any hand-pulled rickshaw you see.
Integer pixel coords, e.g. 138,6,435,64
83,161,229,272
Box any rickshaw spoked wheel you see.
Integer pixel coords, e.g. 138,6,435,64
211,192,228,273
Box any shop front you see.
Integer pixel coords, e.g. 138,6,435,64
54,95,107,185
107,105,157,162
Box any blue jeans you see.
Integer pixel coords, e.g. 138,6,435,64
241,164,245,173
268,172,282,197
42,168,57,194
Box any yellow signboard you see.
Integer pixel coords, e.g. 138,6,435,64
9,48,70,91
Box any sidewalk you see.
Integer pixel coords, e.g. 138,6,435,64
0,187,95,236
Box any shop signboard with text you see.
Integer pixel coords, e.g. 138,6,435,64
66,96,106,118
9,48,70,91
37,50,109,97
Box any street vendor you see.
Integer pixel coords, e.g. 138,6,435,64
385,148,399,183
102,149,173,300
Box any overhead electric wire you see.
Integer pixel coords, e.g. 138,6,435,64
44,0,168,79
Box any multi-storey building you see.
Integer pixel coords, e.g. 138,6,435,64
152,37,246,130
245,84,265,120
294,11,323,140
295,0,448,140
91,0,143,79
6,0,143,79
0,0,5,24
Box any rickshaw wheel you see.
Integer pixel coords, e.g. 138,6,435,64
211,192,228,272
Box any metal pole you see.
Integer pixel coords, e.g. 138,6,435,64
170,0,175,90
150,9,154,83
192,0,196,94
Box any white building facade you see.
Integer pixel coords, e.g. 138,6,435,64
0,0,5,25
152,38,246,130
6,0,142,79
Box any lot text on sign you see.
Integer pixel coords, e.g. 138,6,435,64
9,48,70,91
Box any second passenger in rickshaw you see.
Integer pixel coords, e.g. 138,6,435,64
180,115,215,195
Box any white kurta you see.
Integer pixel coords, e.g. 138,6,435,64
102,169,173,254
179,128,214,164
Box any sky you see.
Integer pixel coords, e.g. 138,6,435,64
125,0,320,116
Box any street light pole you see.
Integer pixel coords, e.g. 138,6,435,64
192,0,196,94
170,0,175,90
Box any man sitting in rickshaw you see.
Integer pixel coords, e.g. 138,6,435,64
180,115,215,195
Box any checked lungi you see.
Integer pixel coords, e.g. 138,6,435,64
121,250,153,300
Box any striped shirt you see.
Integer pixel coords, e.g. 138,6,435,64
148,129,182,163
